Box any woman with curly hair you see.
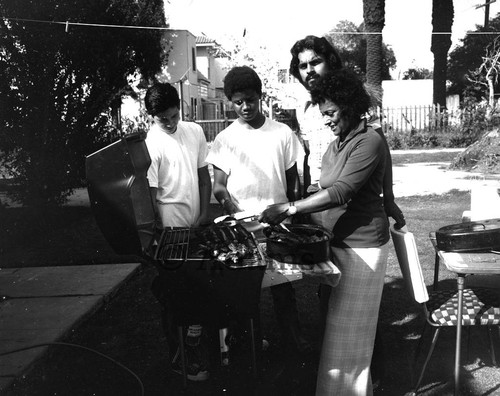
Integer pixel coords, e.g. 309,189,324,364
259,69,390,396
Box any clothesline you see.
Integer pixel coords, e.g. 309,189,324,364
2,17,170,31
4,16,500,36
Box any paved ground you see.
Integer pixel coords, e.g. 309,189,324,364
0,264,140,393
392,161,499,198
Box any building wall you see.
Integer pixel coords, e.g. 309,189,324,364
382,79,433,107
162,30,196,82
161,30,199,119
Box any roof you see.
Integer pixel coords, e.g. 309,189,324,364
197,70,210,84
196,35,218,46
195,34,230,58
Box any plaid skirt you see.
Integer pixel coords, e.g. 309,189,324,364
316,242,389,396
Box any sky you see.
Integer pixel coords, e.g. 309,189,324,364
165,0,500,78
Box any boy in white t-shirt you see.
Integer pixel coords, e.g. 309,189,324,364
207,66,311,356
145,82,212,381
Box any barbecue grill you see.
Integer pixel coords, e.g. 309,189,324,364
85,132,266,384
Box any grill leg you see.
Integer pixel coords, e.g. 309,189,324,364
250,318,258,378
219,327,230,366
488,326,498,367
177,326,188,388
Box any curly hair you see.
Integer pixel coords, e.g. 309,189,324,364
144,83,180,116
310,69,372,126
223,66,262,100
289,35,342,81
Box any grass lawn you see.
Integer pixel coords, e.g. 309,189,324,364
3,150,498,396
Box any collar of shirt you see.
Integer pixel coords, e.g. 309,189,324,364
335,119,368,150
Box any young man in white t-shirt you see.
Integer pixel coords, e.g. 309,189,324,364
145,83,211,228
207,66,311,356
144,82,212,381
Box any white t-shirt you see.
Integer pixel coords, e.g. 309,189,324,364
207,117,302,214
145,121,208,227
297,101,336,184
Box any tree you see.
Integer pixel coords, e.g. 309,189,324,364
363,0,386,107
325,20,396,81
327,20,365,75
467,35,500,115
402,67,433,80
0,0,167,208
216,34,290,117
431,0,454,107
448,15,500,100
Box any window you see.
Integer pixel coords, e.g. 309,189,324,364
278,69,288,84
191,97,198,119
192,47,197,71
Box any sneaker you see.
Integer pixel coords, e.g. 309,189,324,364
262,338,270,352
171,346,210,381
185,324,203,347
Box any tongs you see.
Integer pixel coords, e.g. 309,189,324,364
278,223,292,233
214,211,260,224
269,223,292,233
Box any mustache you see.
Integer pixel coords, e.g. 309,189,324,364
306,73,319,82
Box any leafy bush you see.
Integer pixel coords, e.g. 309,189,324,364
408,132,440,148
122,109,151,136
450,97,490,147
384,130,406,150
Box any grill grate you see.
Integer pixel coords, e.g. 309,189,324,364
155,227,191,261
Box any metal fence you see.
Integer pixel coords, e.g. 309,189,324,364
196,104,471,142
377,104,461,133
195,119,234,142
196,116,298,142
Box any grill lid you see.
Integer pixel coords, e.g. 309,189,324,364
85,132,156,257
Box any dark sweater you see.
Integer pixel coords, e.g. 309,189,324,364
317,120,390,248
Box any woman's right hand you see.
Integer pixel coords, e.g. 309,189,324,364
258,202,290,225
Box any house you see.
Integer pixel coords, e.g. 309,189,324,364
159,30,229,120
194,35,229,119
121,29,229,124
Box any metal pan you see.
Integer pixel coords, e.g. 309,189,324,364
264,224,332,265
436,218,500,252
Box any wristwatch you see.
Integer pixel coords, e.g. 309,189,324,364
287,202,297,216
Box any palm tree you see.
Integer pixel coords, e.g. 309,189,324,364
363,0,385,107
431,0,454,107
